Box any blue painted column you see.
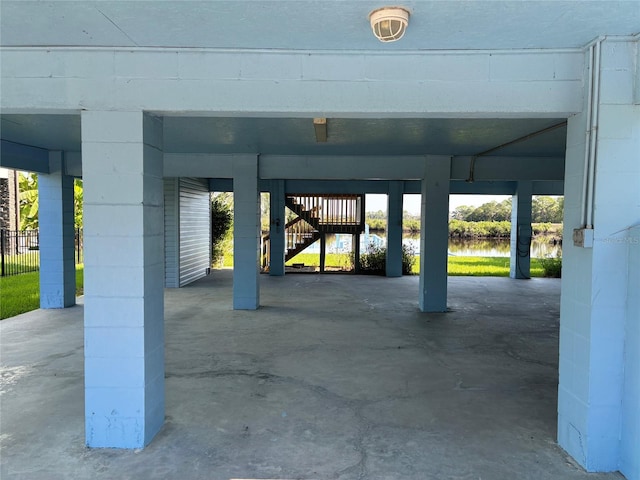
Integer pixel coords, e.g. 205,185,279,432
269,179,285,276
38,151,76,308
558,39,640,477
386,180,404,277
82,111,165,448
319,235,326,272
509,181,532,279
419,156,451,312
233,155,260,309
624,224,640,480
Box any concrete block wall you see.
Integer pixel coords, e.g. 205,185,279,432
509,181,532,279
386,181,404,277
0,31,636,475
558,38,640,477
232,155,260,310
621,225,640,480
0,48,583,116
419,156,451,312
592,41,639,476
268,179,285,277
38,152,76,308
82,111,165,448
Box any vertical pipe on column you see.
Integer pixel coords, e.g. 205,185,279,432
580,44,595,227
586,40,601,228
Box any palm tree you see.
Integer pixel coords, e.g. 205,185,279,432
18,172,38,230
18,172,83,230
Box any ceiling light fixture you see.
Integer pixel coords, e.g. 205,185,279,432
313,118,328,143
369,6,410,42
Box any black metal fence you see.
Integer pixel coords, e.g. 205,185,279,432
0,229,84,277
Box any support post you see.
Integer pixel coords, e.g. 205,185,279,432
233,155,260,309
38,151,76,308
320,234,326,272
386,180,404,277
419,155,451,312
354,233,361,273
269,179,286,276
510,181,533,279
82,111,165,448
558,39,640,477
1,229,5,277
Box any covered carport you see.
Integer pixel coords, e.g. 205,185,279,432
0,270,614,480
1,1,638,478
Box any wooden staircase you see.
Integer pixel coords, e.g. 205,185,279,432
262,194,365,269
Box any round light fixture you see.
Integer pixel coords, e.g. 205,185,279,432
369,6,410,42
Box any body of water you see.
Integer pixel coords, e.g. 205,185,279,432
305,233,562,258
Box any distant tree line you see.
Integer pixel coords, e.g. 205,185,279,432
365,196,564,237
449,220,561,239
367,210,421,233
451,196,563,223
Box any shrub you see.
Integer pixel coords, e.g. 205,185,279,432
211,194,233,267
356,243,417,275
401,243,417,275
538,255,562,278
359,243,386,273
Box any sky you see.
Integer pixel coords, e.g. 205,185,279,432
366,194,512,215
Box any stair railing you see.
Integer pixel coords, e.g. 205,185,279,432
285,216,316,253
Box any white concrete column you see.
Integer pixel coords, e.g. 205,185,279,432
269,179,286,276
558,39,640,476
82,111,165,448
233,155,260,309
509,181,533,279
38,151,76,308
419,155,451,312
386,181,404,277
623,225,640,480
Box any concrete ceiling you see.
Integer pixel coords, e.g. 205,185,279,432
1,1,638,51
0,114,567,158
3,1,633,165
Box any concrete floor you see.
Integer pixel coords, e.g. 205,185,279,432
0,270,624,480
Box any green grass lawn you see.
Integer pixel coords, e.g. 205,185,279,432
0,266,84,320
0,256,549,320
442,256,545,277
278,253,546,277
285,253,352,269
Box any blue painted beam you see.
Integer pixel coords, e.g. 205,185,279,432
0,140,50,173
209,178,233,192
285,179,390,194
209,178,564,197
532,180,564,195
187,154,565,182
448,180,516,195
